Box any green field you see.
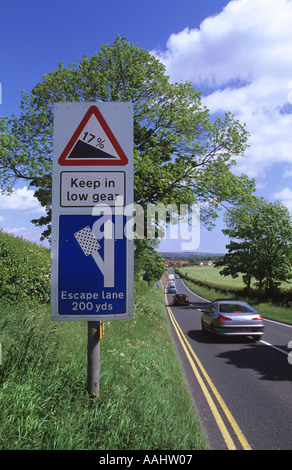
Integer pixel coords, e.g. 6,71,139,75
184,266,248,289
183,265,291,291
178,266,292,324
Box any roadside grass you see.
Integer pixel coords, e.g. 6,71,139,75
180,267,292,324
0,282,208,450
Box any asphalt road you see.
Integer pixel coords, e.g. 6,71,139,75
162,275,292,450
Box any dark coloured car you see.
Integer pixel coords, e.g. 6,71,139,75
173,293,189,306
201,300,264,341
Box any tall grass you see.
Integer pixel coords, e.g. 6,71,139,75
0,230,50,304
0,284,208,450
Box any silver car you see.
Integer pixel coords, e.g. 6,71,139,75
201,300,264,341
167,285,177,294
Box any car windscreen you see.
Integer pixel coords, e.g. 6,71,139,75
219,304,254,314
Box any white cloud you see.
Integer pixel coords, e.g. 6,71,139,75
273,187,292,199
153,0,292,178
5,227,32,237
272,187,292,212
155,0,292,86
284,166,292,177
0,187,47,246
0,187,46,214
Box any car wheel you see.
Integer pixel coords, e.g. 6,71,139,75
211,325,216,339
252,335,260,342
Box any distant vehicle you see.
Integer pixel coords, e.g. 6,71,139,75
173,293,189,306
168,274,175,280
201,300,264,341
167,285,177,294
175,274,180,279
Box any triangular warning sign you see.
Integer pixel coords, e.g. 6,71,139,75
58,106,128,166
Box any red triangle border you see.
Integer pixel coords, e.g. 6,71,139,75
58,105,128,166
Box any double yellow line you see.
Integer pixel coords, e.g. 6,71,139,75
164,288,252,451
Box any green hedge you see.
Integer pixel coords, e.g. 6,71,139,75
0,230,50,304
178,269,292,306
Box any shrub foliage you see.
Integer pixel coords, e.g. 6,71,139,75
0,230,50,304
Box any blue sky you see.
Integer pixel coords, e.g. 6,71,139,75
1,0,292,253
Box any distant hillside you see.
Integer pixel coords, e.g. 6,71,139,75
159,251,225,259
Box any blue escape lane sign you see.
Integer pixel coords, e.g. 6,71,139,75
55,214,130,319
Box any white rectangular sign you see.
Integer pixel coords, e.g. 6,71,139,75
51,102,133,321
60,171,125,207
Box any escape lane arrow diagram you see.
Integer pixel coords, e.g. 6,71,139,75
74,223,115,288
58,106,128,166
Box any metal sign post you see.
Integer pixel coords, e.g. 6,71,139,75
87,321,100,397
51,102,133,397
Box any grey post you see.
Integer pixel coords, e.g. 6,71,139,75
87,321,100,397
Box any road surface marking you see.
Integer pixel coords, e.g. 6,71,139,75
164,286,252,451
259,339,289,356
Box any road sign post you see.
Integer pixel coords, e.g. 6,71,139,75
87,321,100,397
51,102,133,396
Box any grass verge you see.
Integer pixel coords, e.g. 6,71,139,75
0,282,208,450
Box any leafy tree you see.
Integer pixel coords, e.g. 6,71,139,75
216,198,292,295
0,36,254,243
134,239,165,283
